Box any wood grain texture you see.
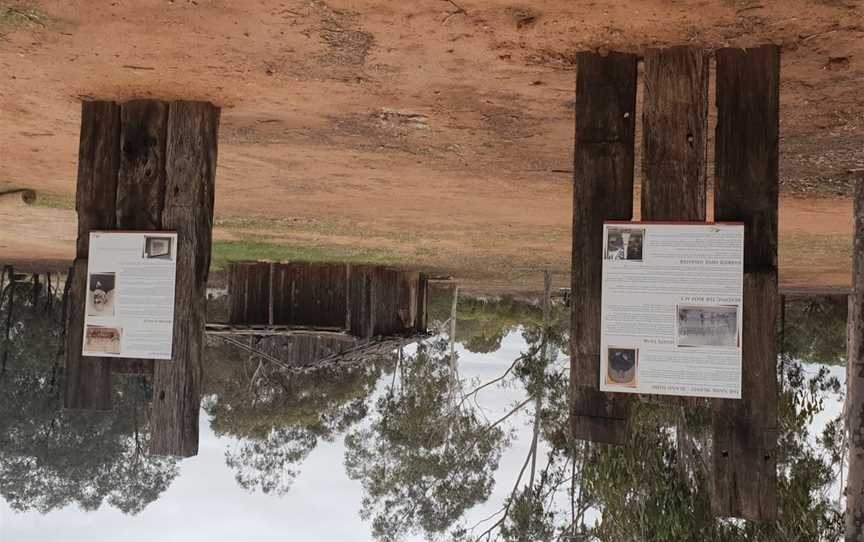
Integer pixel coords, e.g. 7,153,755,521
117,100,168,230
642,47,708,221
272,262,349,328
115,100,169,375
640,47,710,409
715,46,780,272
570,51,637,445
75,101,120,259
64,259,112,410
349,264,375,339
416,273,429,333
711,270,778,520
846,177,864,540
229,261,271,325
66,101,120,410
149,101,220,457
710,45,780,520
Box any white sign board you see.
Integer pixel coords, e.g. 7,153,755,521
83,231,178,360
600,222,744,399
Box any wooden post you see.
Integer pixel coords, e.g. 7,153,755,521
711,45,780,520
570,51,637,445
714,46,780,273
416,272,429,333
65,99,218,457
65,101,120,410
846,176,864,539
641,47,708,221
113,100,169,377
711,270,778,519
641,47,709,408
149,101,219,457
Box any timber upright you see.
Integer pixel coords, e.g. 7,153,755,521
65,100,220,458
846,175,864,541
569,45,780,521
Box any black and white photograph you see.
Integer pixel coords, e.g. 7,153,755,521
677,305,739,348
86,272,116,317
143,235,173,260
605,227,645,261
84,325,122,355
606,347,638,387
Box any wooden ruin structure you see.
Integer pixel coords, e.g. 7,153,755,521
224,261,428,338
205,261,428,374
569,46,780,520
65,99,219,458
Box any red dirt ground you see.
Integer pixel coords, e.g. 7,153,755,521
1,1,861,292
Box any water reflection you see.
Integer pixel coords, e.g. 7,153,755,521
0,270,849,541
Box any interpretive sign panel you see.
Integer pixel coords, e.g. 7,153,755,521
83,231,178,360
600,222,744,399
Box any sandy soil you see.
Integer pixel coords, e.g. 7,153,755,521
0,1,861,292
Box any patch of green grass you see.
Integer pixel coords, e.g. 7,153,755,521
0,2,49,35
210,239,407,271
32,192,74,210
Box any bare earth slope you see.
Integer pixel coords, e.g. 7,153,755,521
1,0,862,292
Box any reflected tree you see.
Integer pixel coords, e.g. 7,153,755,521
783,296,847,366
0,270,177,515
344,337,508,542
204,337,390,496
457,284,845,541
429,288,568,355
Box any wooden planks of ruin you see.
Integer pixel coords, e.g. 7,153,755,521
710,45,780,520
569,51,637,445
569,45,780,520
227,261,428,339
65,99,220,458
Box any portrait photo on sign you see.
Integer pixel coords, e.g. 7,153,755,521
676,305,739,348
84,325,122,354
606,347,638,387
143,236,173,260
605,227,645,261
86,272,116,317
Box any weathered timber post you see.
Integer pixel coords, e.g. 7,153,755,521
641,47,710,409
570,51,637,445
846,176,864,540
65,101,120,410
65,100,219,459
641,46,708,222
711,45,780,520
149,101,219,457
111,100,169,377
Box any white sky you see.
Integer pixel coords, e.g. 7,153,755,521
0,333,844,542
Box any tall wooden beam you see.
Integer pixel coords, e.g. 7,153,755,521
640,47,710,409
711,45,780,520
149,101,220,457
846,176,864,539
570,51,637,445
113,99,170,377
711,270,778,519
65,101,120,410
714,46,780,273
641,47,708,221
